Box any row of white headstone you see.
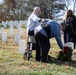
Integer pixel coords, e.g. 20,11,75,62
0,26,26,55
0,25,24,43
0,20,28,55
0,31,26,55
1,20,28,28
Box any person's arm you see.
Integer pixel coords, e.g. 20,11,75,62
60,20,67,32
72,17,76,35
60,23,64,31
31,14,41,22
74,17,76,35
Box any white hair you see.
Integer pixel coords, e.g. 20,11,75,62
34,6,40,11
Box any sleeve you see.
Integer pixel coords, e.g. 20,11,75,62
60,20,66,31
74,18,76,34
75,18,76,32
73,17,76,33
31,14,41,22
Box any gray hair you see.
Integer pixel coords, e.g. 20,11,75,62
34,6,40,11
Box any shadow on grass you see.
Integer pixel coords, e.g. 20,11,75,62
49,56,76,68
32,55,76,68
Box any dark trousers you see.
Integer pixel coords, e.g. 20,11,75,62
64,31,76,49
64,32,73,43
35,32,50,62
73,34,76,49
75,35,76,48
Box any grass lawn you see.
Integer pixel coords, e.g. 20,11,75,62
0,29,76,75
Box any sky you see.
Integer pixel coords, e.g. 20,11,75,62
0,0,73,10
0,0,3,3
0,0,75,15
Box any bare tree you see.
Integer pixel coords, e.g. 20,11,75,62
1,0,67,20
1,0,16,21
65,0,76,13
25,0,66,19
72,0,76,13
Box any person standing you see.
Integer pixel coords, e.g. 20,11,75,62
25,6,42,59
27,6,42,36
34,19,63,63
61,10,76,49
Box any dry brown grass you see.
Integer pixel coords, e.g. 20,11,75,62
0,29,76,75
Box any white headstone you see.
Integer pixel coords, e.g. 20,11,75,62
0,29,1,34
2,32,7,42
8,20,13,26
2,21,5,27
64,42,74,60
14,32,20,44
64,42,74,50
5,21,9,26
19,40,26,55
14,21,18,27
25,20,28,26
17,23,21,30
19,28,23,36
9,26,14,36
0,27,4,34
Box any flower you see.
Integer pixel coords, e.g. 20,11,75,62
58,46,73,61
64,47,69,53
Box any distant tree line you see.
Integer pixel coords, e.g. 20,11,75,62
0,0,76,22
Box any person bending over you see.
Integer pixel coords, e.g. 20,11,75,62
34,19,63,63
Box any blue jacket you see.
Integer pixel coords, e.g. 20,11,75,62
34,19,63,49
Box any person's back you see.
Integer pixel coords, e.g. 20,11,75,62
34,19,63,62
34,19,63,50
28,12,40,32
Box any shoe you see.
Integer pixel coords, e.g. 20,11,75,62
41,60,51,63
41,59,51,63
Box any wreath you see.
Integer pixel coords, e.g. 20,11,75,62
58,46,73,61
